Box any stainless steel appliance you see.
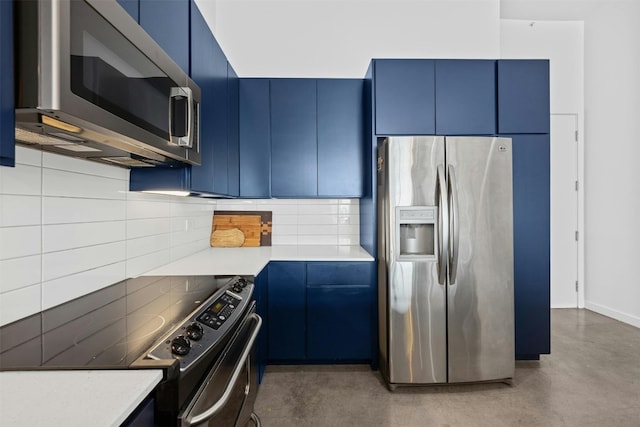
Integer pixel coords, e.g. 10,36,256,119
14,0,201,168
377,136,514,388
0,275,261,426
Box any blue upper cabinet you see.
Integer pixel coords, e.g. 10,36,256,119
270,79,318,197
189,1,229,195
139,0,190,73
435,60,496,135
498,60,550,134
117,0,139,21
317,79,364,197
227,63,240,197
374,59,436,136
0,0,14,167
239,79,271,198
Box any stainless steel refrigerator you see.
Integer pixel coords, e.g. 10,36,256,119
377,136,514,389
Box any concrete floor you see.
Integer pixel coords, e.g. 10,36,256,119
253,309,640,426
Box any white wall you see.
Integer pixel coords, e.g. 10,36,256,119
0,147,359,326
209,0,501,77
502,0,640,327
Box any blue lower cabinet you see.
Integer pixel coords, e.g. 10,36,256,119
0,0,14,167
307,285,371,361
509,134,551,359
253,268,268,383
267,262,306,361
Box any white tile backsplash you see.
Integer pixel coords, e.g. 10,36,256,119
0,147,360,326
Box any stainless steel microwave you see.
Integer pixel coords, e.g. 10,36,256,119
14,0,201,167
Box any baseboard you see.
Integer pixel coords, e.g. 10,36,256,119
584,301,640,329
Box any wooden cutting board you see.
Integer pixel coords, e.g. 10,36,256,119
210,211,272,247
210,228,245,247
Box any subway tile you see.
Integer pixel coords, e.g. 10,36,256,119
171,200,215,217
41,262,126,310
127,235,171,259
0,285,42,326
0,226,41,259
338,235,360,245
272,224,298,235
298,224,338,235
214,204,258,211
43,221,126,253
298,235,338,245
0,195,41,227
338,214,359,225
126,199,172,220
0,255,41,293
14,146,42,167
338,203,359,215
42,241,126,282
171,240,209,262
272,235,298,245
273,214,298,225
127,218,172,240
42,168,127,199
297,214,338,225
338,199,359,205
338,224,360,235
256,204,296,215
296,199,338,205
298,203,338,215
42,152,128,180
43,197,126,224
0,163,42,195
171,228,205,247
126,249,172,278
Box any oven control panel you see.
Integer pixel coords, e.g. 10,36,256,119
145,276,253,372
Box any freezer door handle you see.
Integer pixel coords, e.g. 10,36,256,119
436,165,449,285
448,165,460,285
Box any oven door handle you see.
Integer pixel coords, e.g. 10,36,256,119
184,313,262,427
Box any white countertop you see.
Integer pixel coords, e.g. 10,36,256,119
0,370,163,427
143,245,373,276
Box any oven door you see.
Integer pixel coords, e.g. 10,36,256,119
180,309,262,427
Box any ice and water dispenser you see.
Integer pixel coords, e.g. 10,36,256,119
396,206,437,260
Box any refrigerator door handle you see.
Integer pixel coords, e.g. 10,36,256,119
448,165,460,285
436,165,449,285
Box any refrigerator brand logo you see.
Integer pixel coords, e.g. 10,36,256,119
499,145,508,152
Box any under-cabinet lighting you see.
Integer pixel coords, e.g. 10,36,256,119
141,190,190,197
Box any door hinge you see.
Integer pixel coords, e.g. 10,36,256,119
575,180,579,191
575,281,579,292
575,231,579,241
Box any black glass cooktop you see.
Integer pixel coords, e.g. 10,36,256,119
0,276,226,370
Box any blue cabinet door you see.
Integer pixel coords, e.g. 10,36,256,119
435,60,496,135
510,134,551,358
306,262,374,361
139,0,189,73
270,79,317,197
239,79,271,198
307,286,372,360
0,0,14,167
189,1,228,195
498,60,550,134
267,262,306,361
374,59,435,136
253,267,268,383
117,0,139,21
227,63,240,197
317,79,364,197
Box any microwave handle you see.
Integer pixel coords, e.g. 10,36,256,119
184,313,262,427
169,87,193,148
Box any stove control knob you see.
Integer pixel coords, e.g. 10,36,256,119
232,283,243,293
171,335,191,356
238,277,248,287
185,323,204,341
